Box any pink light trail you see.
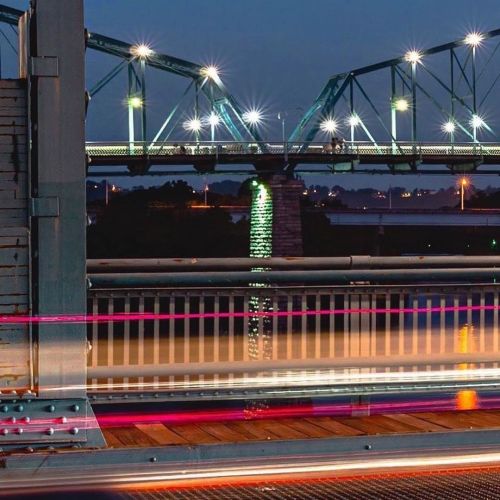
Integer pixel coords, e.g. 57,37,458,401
0,303,497,325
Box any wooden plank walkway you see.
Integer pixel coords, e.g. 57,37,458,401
102,410,500,448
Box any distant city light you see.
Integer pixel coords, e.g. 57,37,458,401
130,44,153,59
201,65,219,80
206,113,220,127
128,96,142,108
348,114,361,127
394,98,409,112
405,50,422,64
442,121,456,134
183,117,202,132
465,32,484,47
470,114,485,129
320,118,338,133
243,109,263,125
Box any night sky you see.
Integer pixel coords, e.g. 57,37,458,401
3,0,500,189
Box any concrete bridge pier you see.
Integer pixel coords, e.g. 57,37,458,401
250,175,304,257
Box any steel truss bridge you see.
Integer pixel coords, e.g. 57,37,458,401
3,5,500,177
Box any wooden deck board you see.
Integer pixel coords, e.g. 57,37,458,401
135,423,189,446
304,417,365,436
100,410,500,449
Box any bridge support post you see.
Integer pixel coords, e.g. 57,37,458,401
250,175,304,258
0,0,104,450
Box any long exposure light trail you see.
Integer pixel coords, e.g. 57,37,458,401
0,303,499,325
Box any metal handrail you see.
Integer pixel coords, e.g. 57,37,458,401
84,140,496,157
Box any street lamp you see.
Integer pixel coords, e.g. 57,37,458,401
243,109,263,126
470,114,485,142
320,118,338,134
465,32,483,121
206,112,220,143
459,177,469,211
347,114,360,143
405,50,421,143
130,44,154,59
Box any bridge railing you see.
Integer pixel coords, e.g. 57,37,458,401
85,141,497,157
86,281,500,396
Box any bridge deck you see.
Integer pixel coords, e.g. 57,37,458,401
101,410,500,448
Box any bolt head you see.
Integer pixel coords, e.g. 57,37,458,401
1,429,8,436
70,427,79,435
1,405,8,413
71,404,80,412
17,428,23,435
47,427,55,436
47,405,56,413
150,457,157,463
16,405,24,412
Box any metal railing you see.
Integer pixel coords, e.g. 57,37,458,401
86,282,500,395
85,141,497,158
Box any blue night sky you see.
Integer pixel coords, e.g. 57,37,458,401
3,0,500,190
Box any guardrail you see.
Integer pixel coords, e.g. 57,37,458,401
86,280,500,396
85,141,497,157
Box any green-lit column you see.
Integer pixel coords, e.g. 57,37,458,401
248,180,273,367
249,180,273,258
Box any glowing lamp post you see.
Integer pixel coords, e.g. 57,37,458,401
459,177,468,211
348,114,360,143
405,50,422,144
470,114,484,143
206,112,220,143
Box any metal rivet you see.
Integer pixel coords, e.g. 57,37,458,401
26,446,34,453
47,405,56,413
10,417,16,424
23,416,30,424
47,427,55,436
70,427,79,435
16,405,24,412
1,405,8,413
61,416,68,424
365,444,372,450
17,428,23,435
72,404,80,412
150,457,157,463
1,429,8,436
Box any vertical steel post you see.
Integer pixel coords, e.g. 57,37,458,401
127,64,135,151
391,65,397,152
140,58,146,144
195,79,200,143
472,45,478,143
450,49,455,145
411,61,417,144
349,79,355,143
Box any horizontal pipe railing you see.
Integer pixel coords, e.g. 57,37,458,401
88,268,500,288
87,352,500,379
87,256,500,273
85,140,496,157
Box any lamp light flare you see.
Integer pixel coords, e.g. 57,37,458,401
207,113,220,127
201,65,219,80
394,98,409,112
128,96,142,109
442,121,456,134
348,114,361,127
183,117,202,132
471,114,485,129
243,110,262,125
405,50,422,64
130,44,153,59
465,32,484,47
320,118,338,133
